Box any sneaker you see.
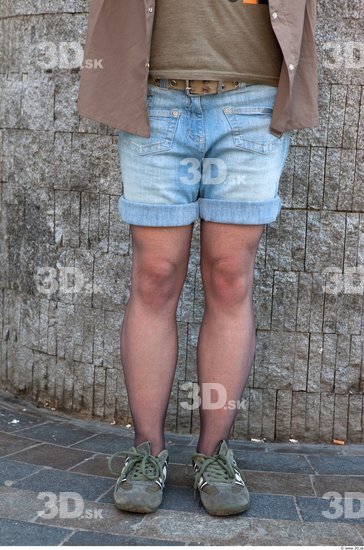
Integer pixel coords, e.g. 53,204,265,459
108,440,169,513
190,439,250,516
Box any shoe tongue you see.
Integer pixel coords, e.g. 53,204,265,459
215,439,229,457
157,449,169,461
135,441,152,455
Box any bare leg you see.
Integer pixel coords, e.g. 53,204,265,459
120,224,194,455
196,220,265,455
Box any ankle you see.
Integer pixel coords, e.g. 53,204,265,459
196,438,229,456
134,436,165,455
196,443,216,456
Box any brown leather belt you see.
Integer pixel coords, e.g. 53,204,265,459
148,76,241,96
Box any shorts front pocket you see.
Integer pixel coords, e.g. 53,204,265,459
118,109,181,156
223,106,283,155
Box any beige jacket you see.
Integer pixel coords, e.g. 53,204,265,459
77,0,320,138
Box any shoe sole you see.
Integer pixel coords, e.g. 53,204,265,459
200,495,250,516
203,502,250,516
113,499,160,514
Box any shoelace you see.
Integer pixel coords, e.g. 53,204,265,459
185,452,237,499
108,448,164,481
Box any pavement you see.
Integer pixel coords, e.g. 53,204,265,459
0,389,363,546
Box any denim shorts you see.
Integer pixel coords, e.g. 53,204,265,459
117,80,291,226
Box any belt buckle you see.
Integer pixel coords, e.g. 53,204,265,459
184,79,219,96
185,79,198,96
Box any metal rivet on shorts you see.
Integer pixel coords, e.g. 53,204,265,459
172,110,179,117
224,107,233,114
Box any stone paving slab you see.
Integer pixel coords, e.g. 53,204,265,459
70,454,120,478
9,443,94,470
357,525,364,540
342,446,364,456
166,444,197,465
0,430,41,457
63,530,187,546
15,486,361,546
164,433,198,447
0,407,47,433
0,390,364,545
15,421,96,446
244,470,315,496
240,493,300,521
236,449,315,473
312,474,364,497
0,484,362,546
151,485,203,514
297,495,364,524
229,440,346,456
0,518,71,546
213,440,364,458
166,463,194,487
0,486,52,522
0,486,141,531
70,433,134,454
0,457,44,485
0,392,132,439
0,476,363,546
119,510,363,545
12,466,114,501
306,454,364,475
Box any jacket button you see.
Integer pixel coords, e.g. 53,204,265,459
272,11,278,18
288,64,295,71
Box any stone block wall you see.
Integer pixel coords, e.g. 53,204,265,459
0,0,363,442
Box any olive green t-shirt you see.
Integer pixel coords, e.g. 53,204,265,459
149,0,283,86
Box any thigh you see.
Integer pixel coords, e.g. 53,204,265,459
200,220,264,277
130,224,194,281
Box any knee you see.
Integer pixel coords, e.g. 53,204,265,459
203,260,253,306
133,260,182,307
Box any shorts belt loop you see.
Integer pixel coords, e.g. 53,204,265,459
217,80,224,94
159,78,169,89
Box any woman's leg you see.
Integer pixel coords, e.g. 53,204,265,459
196,220,265,455
120,223,194,456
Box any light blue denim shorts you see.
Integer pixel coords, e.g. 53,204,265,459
117,80,291,226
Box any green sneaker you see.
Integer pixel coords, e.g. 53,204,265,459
108,440,169,513
190,439,250,516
